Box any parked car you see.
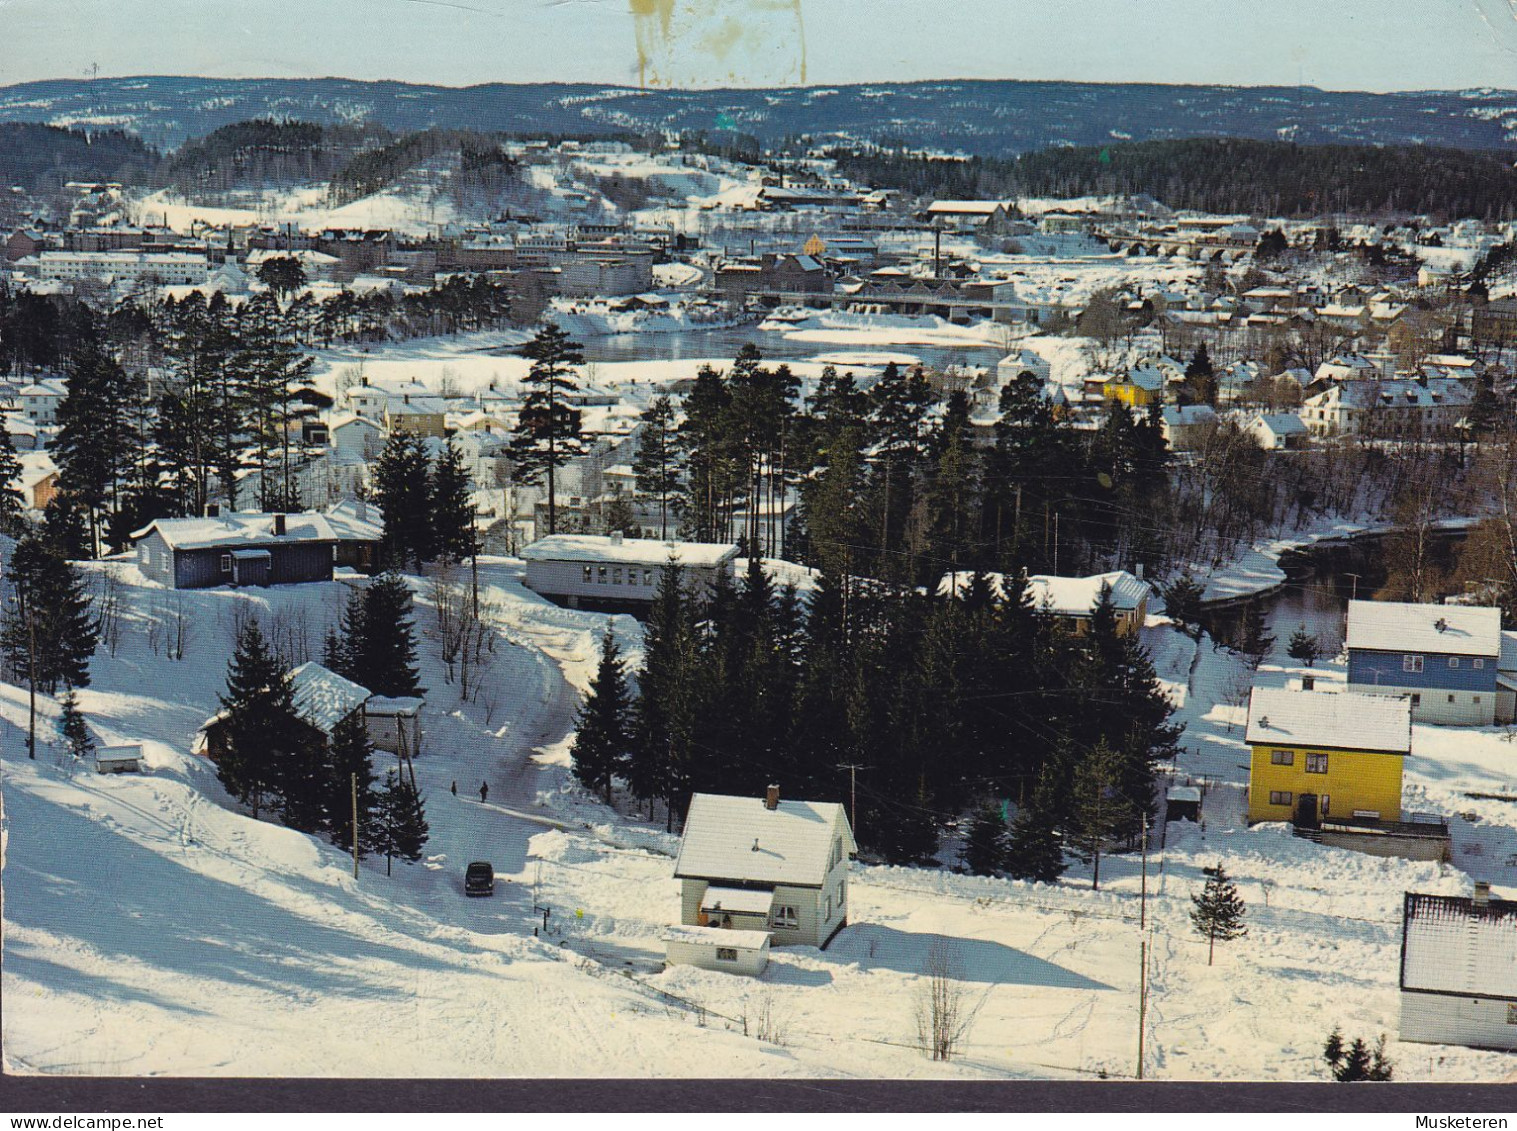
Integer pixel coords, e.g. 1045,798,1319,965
465,861,495,897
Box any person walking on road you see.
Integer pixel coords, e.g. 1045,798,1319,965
479,781,489,803
451,781,457,797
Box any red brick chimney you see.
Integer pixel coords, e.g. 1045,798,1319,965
765,784,780,811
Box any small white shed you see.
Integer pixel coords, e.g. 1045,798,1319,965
662,925,771,977
94,744,143,774
365,695,424,756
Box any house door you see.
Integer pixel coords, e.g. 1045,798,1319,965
1296,793,1319,830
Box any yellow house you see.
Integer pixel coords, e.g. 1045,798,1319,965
1245,686,1412,825
1103,366,1163,408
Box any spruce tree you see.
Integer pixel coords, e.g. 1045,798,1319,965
632,557,696,828
325,711,379,857
216,618,289,820
1006,771,1067,883
1323,1030,1394,1082
1162,572,1206,641
1286,624,1322,668
509,322,585,536
372,431,432,569
1067,739,1135,890
378,769,429,870
962,799,1009,876
572,628,632,803
275,722,329,834
354,572,421,697
632,395,681,541
1239,603,1274,669
1,528,98,695
429,436,477,564
0,425,24,536
1190,863,1248,964
59,688,94,760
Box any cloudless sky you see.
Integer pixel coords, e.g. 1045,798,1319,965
2,0,1516,92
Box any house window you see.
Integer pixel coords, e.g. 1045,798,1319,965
837,885,845,913
613,567,623,585
715,946,738,962
644,569,654,586
139,544,149,564
1507,1004,1517,1025
220,554,232,574
1403,655,1424,673
1269,790,1293,806
1475,658,1485,669
1449,657,1460,669
597,566,607,584
1449,694,1456,704
1411,694,1421,707
629,570,638,587
1271,749,1295,766
1305,753,1328,774
825,897,832,920
1474,695,1482,705
583,565,592,583
771,905,799,930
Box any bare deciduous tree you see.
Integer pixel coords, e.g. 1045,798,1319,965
913,939,982,1062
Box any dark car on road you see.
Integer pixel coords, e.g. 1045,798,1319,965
465,861,495,897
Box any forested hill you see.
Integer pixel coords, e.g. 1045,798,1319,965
834,140,1517,221
0,123,160,192
4,75,1517,154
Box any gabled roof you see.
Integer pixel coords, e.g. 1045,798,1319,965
130,513,336,550
674,793,855,888
288,662,371,737
1346,600,1501,658
1245,686,1411,755
1248,412,1307,435
1401,892,1517,1000
1025,571,1150,615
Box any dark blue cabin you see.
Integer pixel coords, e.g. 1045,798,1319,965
130,513,337,590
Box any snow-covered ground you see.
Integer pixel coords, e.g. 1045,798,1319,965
5,555,1516,1080
133,185,461,240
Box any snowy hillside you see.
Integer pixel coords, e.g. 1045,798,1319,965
4,562,1517,1079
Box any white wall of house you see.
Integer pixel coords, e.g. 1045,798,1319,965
664,931,770,976
1400,992,1517,1050
525,555,733,607
1347,682,1496,726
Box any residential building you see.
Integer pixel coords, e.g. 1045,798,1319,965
520,532,739,613
1025,570,1151,636
1243,412,1308,450
1346,600,1501,726
1103,366,1163,408
198,661,370,763
130,512,337,589
673,786,856,950
1301,379,1473,440
1160,404,1219,451
1399,886,1517,1051
1245,686,1412,825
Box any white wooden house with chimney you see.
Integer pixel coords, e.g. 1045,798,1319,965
671,786,856,960
1399,884,1517,1050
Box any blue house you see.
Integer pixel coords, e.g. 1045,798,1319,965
1345,600,1501,726
130,512,337,590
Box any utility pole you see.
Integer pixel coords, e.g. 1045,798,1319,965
27,607,37,760
836,763,870,837
1137,812,1149,1080
351,772,360,879
1053,512,1060,575
1344,572,1361,602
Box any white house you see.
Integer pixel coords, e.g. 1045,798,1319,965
1301,379,1472,440
1399,886,1517,1051
520,532,738,612
17,378,67,425
1243,412,1308,450
662,924,771,977
1159,404,1218,451
996,348,1052,387
673,786,856,950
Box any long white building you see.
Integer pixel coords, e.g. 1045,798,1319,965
24,250,211,288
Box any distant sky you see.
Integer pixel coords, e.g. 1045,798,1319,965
2,0,1517,93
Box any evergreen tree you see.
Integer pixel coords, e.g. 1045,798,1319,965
353,572,421,697
275,722,329,834
372,432,432,569
429,435,477,564
215,618,290,820
509,322,585,536
1182,343,1217,405
1162,572,1206,641
1066,739,1135,890
0,425,24,536
1323,1030,1394,1082
632,557,697,829
325,710,380,857
1005,769,1067,882
572,628,632,803
1286,624,1322,668
377,768,429,870
1239,603,1274,668
1190,863,1248,964
324,590,366,682
1,528,98,695
961,799,1009,876
59,688,94,760
632,395,681,540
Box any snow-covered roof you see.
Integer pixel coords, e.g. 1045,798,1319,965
926,200,1011,215
364,695,423,716
699,886,775,915
324,500,382,542
674,793,855,888
661,925,772,949
521,534,739,568
1346,600,1501,658
1245,687,1411,755
1025,571,1151,615
1248,413,1307,436
288,662,371,737
130,513,336,550
1162,405,1218,426
1401,892,1517,1000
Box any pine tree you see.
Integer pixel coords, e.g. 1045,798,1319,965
429,436,477,564
572,628,632,803
215,618,290,820
632,395,681,541
59,688,94,760
1162,572,1206,641
1286,624,1322,667
353,572,421,697
1005,770,1067,883
509,322,585,536
0,425,24,536
325,710,379,857
378,769,429,870
961,799,1009,876
1190,863,1248,964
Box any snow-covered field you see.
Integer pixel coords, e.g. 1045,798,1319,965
4,555,1516,1081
